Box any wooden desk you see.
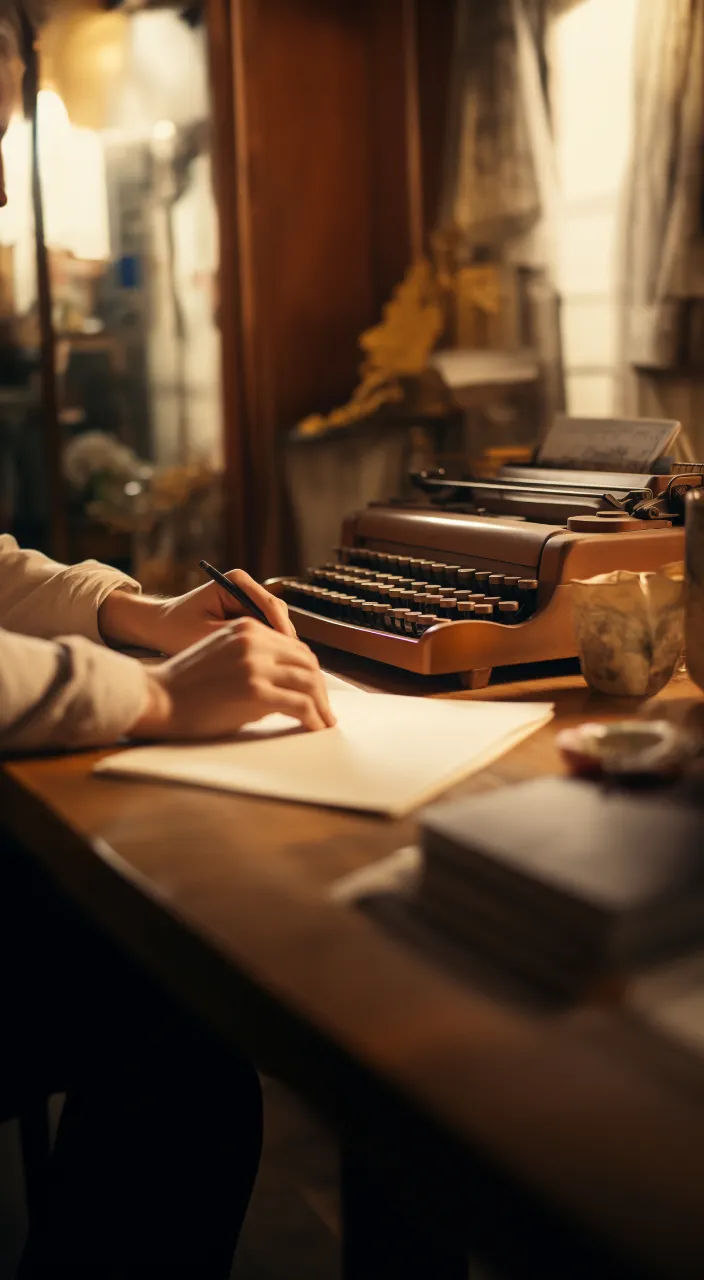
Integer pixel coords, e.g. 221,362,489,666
2,667,704,1280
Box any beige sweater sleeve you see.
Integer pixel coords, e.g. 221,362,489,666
0,630,151,751
0,533,141,642
0,536,150,750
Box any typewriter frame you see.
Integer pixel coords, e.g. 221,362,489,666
266,512,683,689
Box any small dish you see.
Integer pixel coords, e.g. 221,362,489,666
556,719,696,781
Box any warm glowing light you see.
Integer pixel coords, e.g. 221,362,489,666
152,120,176,143
37,88,71,142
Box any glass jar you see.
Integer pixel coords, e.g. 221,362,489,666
685,488,704,693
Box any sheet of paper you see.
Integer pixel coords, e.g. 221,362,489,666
96,693,554,818
323,671,364,694
536,414,680,472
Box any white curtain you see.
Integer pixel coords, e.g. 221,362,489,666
623,0,704,370
441,0,558,278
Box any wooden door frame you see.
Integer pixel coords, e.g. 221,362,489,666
206,0,454,577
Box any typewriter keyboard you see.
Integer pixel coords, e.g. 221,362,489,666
278,547,538,639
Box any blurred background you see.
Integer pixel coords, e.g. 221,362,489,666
0,0,701,584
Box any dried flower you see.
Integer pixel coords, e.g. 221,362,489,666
63,431,146,493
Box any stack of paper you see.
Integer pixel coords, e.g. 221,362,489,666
96,689,554,818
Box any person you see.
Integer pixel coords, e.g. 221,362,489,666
0,3,335,1275
0,536,335,749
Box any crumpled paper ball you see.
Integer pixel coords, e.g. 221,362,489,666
572,562,683,697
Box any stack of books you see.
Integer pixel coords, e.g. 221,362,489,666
419,778,704,996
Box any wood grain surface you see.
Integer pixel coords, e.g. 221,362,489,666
3,666,704,1278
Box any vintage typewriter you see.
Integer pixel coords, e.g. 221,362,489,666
268,434,702,688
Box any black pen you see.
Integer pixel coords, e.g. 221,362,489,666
199,560,274,628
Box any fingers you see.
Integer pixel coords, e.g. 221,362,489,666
258,687,327,732
217,620,335,731
272,664,337,728
223,569,296,637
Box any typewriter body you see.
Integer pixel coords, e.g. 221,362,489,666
267,462,700,688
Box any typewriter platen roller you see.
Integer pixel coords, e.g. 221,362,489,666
266,465,699,689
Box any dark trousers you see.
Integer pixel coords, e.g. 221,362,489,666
0,831,262,1278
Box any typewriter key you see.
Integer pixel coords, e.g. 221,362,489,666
488,574,505,591
444,565,462,585
404,612,421,635
474,603,495,618
498,601,520,623
474,571,491,588
502,575,521,600
457,601,476,617
361,602,376,626
430,562,446,584
390,608,410,633
437,599,458,620
414,614,439,636
454,590,474,603
456,568,476,586
517,578,538,614
372,603,388,628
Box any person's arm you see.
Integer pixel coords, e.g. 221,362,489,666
0,620,334,753
0,534,141,642
0,534,294,651
0,628,152,751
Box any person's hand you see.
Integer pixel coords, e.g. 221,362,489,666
99,569,295,655
131,619,336,740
